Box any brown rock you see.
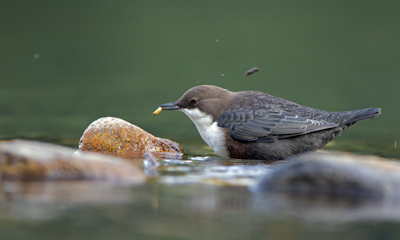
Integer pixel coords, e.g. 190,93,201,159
0,140,145,183
78,117,184,159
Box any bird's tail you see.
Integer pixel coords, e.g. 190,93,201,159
340,108,381,125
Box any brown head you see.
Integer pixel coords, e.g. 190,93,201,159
157,85,233,121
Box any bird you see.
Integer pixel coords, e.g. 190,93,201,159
154,85,381,160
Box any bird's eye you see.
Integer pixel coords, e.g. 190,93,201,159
189,98,198,106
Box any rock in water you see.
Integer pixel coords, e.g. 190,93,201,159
0,140,145,182
78,117,184,159
254,152,400,198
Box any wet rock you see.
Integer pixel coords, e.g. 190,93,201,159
254,152,400,198
0,140,145,182
78,117,184,159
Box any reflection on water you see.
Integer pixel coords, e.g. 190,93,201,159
0,181,133,220
252,192,400,223
158,156,271,186
2,153,400,239
0,165,400,239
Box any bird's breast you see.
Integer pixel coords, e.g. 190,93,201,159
181,108,229,158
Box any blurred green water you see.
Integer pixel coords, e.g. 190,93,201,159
1,1,400,239
1,1,399,149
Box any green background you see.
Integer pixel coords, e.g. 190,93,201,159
1,1,399,152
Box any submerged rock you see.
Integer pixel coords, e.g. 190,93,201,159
78,117,184,159
0,140,145,182
254,152,400,198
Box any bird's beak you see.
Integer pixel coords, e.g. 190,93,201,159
152,101,180,115
159,101,180,110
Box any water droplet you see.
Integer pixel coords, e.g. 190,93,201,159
221,74,224,77
33,53,40,60
215,39,219,42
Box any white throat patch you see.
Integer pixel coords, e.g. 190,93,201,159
181,108,229,158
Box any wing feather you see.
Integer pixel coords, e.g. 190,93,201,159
217,107,337,142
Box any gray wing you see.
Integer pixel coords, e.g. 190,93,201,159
217,108,338,143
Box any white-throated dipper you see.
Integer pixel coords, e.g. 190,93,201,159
154,85,381,160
